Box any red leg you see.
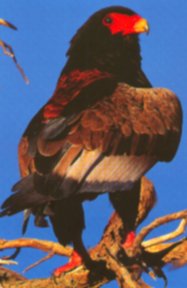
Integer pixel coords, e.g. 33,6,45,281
109,183,140,250
53,250,83,276
53,233,93,277
121,230,136,249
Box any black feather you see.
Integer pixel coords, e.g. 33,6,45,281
34,214,49,228
12,174,35,193
43,77,117,141
35,144,71,174
22,209,31,234
0,174,53,217
49,199,85,245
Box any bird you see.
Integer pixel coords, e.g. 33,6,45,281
0,6,182,276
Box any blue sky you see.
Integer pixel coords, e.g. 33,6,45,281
0,1,186,287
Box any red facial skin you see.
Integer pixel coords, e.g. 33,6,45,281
102,13,143,36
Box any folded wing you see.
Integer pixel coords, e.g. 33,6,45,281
23,83,182,195
1,82,182,222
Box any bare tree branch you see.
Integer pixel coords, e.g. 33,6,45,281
143,218,187,248
0,18,29,83
23,252,55,274
0,238,72,258
133,210,187,252
0,177,186,287
0,259,17,265
105,248,143,288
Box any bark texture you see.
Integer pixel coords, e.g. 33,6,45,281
0,177,186,287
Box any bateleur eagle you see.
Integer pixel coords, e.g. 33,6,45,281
0,6,182,274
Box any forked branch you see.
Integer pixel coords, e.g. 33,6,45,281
0,178,186,287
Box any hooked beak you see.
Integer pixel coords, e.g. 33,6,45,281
0,18,17,30
134,18,150,35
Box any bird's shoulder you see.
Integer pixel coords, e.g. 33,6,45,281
18,69,117,176
43,69,115,120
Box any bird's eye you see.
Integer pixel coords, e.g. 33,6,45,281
103,17,113,25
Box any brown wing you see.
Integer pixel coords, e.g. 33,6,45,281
65,83,182,161
2,82,181,227
63,84,182,193
37,83,182,158
18,83,182,196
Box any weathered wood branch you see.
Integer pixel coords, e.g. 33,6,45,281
143,217,187,248
0,229,186,287
125,210,187,258
0,238,72,258
0,18,29,83
0,177,186,287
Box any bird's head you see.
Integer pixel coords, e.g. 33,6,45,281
100,7,149,37
65,6,149,82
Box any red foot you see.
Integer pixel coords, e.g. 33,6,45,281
53,250,83,277
122,231,136,249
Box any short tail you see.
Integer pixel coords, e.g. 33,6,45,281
0,173,52,217
0,173,86,246
0,173,55,258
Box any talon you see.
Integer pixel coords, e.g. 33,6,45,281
53,250,83,277
153,266,168,288
122,231,136,249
